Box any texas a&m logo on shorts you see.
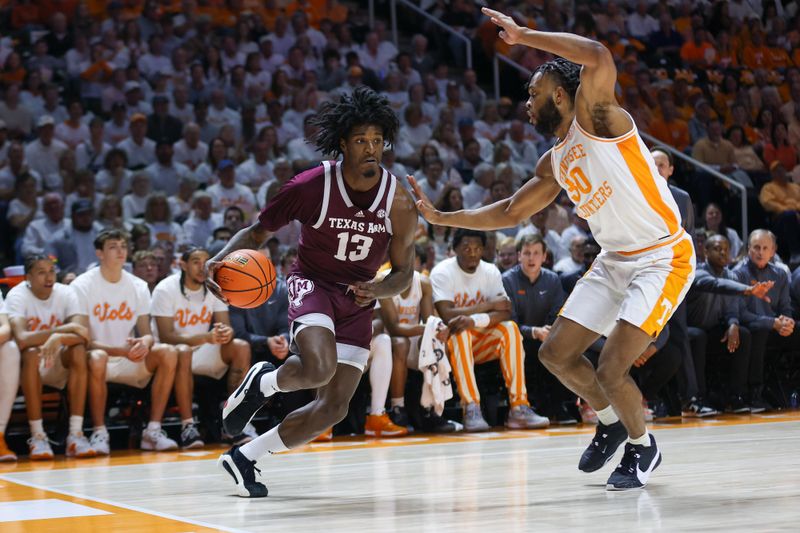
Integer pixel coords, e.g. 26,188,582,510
288,275,315,309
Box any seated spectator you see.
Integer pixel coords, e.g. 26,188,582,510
194,137,227,187
686,235,755,413
182,191,223,247
727,125,766,176
104,101,130,145
0,142,41,200
287,115,324,172
168,177,197,223
733,230,800,409
143,193,184,246
0,83,33,137
223,206,247,234
758,162,800,263
207,159,257,215
229,275,289,366
144,140,191,196
118,113,156,170
96,148,132,197
502,234,574,423
71,229,180,454
75,117,111,173
46,150,78,196
129,224,153,256
504,120,538,176
762,123,798,173
649,99,689,152
516,207,568,263
46,200,102,273
651,148,695,231
173,123,208,171
97,195,125,231
702,203,744,259
146,95,183,144
152,247,255,445
461,162,493,209
7,174,42,240
122,173,151,220
256,157,293,209
131,250,160,292
55,100,91,150
237,140,274,191
430,229,549,431
6,255,93,460
21,193,68,257
66,170,105,214
150,240,177,284
554,235,587,275
25,115,68,179
691,119,736,173
559,238,601,293
495,236,517,273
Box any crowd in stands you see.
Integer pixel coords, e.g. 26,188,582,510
0,0,799,461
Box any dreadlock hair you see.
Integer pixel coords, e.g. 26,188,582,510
530,58,581,103
179,246,209,299
309,86,400,157
24,253,54,274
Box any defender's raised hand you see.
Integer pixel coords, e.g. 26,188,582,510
407,175,441,224
482,7,525,46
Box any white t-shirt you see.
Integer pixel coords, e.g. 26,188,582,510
430,257,506,307
71,267,151,346
207,183,257,215
151,273,227,338
5,282,80,332
173,139,208,170
236,158,274,188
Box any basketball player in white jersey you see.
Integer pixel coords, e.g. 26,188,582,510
6,255,94,459
152,247,256,447
378,268,456,433
0,294,21,462
410,8,696,490
71,229,181,454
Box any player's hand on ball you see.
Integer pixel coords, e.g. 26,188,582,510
350,281,377,307
204,259,228,304
482,7,525,46
407,175,441,224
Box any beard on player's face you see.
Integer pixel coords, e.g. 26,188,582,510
534,95,564,137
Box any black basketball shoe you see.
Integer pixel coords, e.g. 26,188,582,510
606,434,662,491
218,445,268,498
222,361,276,436
420,407,456,433
578,420,628,472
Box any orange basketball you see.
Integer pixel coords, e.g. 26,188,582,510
214,250,277,308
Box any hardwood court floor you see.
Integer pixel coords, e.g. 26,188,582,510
2,412,799,532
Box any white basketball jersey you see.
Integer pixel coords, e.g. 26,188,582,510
392,271,422,325
550,112,683,253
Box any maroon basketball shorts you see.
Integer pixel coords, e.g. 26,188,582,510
286,272,372,371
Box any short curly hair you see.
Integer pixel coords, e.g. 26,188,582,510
530,58,581,102
309,86,400,157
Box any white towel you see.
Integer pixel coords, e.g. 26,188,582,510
418,315,453,415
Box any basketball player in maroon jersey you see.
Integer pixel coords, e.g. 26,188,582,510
206,87,418,497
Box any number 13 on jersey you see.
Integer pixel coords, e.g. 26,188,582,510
334,231,374,262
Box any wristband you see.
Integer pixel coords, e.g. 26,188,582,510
470,313,491,328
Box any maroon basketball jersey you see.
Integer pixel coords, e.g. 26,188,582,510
259,160,397,285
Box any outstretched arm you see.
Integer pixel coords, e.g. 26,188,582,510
409,149,560,229
204,222,273,302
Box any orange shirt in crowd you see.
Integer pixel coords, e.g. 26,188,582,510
759,180,800,213
648,117,690,152
768,47,792,69
742,43,773,69
680,41,715,66
762,143,798,171
10,3,40,28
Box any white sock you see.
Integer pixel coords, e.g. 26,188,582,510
240,425,289,460
93,425,108,436
259,371,282,397
628,430,650,447
146,421,161,432
181,418,194,429
0,342,20,435
595,405,620,426
391,397,405,408
368,334,392,416
29,419,45,437
68,416,83,435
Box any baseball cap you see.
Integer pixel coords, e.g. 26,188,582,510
124,81,141,93
130,113,147,123
71,199,94,214
37,115,55,128
217,159,234,171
